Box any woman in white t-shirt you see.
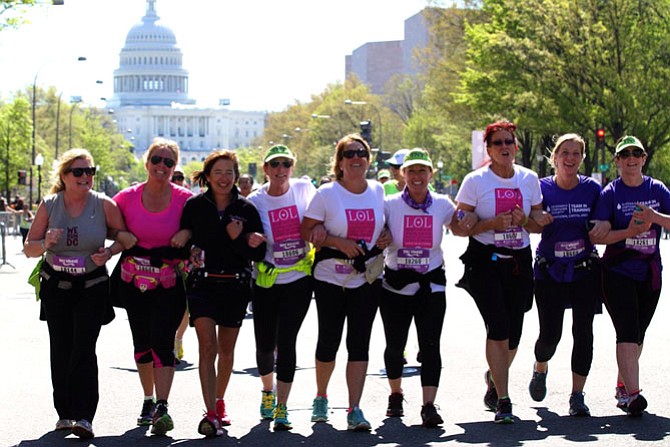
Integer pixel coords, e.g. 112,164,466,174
454,120,543,424
301,134,389,431
380,149,474,427
247,145,317,431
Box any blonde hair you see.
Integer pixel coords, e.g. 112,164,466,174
548,133,585,170
50,148,94,194
143,137,180,164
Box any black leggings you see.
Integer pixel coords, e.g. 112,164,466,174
252,276,313,383
41,277,108,423
380,288,446,387
121,278,186,368
313,279,380,362
603,269,661,344
533,275,597,377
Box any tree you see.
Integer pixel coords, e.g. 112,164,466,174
459,0,670,175
1,0,49,31
0,97,31,198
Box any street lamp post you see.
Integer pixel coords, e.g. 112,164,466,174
436,160,444,193
344,99,382,150
35,153,44,204
69,96,82,149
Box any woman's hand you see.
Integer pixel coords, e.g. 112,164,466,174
491,211,513,231
334,238,366,258
309,224,327,247
90,247,113,267
627,213,652,235
530,209,554,227
226,219,244,240
246,232,267,248
116,230,138,250
511,205,527,227
375,228,392,250
458,211,478,231
170,229,191,248
189,245,205,268
633,203,656,226
44,227,64,249
588,220,610,243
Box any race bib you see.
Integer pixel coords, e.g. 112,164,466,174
494,228,523,248
397,248,430,272
345,209,375,243
335,262,354,275
51,255,86,275
273,240,307,266
625,230,657,254
554,239,585,258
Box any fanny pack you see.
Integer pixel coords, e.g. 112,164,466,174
187,267,251,290
120,256,178,292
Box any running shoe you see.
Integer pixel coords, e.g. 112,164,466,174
568,391,590,417
72,419,94,439
151,401,174,435
198,411,223,437
347,406,371,431
55,419,74,431
386,392,404,417
273,403,292,431
260,390,276,420
615,385,629,412
484,370,498,411
216,399,231,426
311,396,329,422
174,339,184,361
529,368,548,402
137,398,155,426
420,402,444,428
494,398,514,424
627,393,647,417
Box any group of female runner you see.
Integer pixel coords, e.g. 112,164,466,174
25,119,669,438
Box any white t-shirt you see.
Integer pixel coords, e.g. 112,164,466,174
304,180,385,288
248,178,316,284
456,164,542,248
383,192,456,295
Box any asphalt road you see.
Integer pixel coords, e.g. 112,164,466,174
1,232,669,447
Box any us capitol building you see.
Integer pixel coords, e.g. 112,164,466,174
106,0,266,164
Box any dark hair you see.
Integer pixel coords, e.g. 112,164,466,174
483,120,517,146
331,134,371,180
192,150,239,188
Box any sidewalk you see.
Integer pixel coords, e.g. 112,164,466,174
1,233,669,446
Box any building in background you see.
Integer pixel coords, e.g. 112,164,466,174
345,10,429,94
106,0,266,163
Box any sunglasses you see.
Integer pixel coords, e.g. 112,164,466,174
150,155,176,168
617,148,645,159
171,175,185,182
342,149,369,159
268,160,293,169
65,167,96,177
490,139,515,147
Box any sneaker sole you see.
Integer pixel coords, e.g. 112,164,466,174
198,421,218,437
494,416,514,424
137,418,152,427
72,426,94,439
386,410,404,417
348,423,372,431
311,415,328,422
274,422,293,431
151,417,174,436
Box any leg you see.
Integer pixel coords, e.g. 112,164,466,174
216,327,240,399
379,288,414,394
414,291,446,403
194,317,218,411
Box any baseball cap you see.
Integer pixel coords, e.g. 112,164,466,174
377,169,390,180
264,145,296,163
615,136,645,154
389,149,410,167
401,149,433,170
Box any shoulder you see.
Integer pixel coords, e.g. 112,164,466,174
515,165,539,181
579,175,602,192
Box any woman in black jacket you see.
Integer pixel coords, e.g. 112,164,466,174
180,150,266,437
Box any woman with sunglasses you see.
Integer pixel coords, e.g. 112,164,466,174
590,135,670,417
24,148,127,439
454,120,543,424
112,138,193,435
523,134,602,417
301,134,389,431
180,150,266,437
380,149,474,427
247,145,317,430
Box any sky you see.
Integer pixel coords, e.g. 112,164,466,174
0,0,434,112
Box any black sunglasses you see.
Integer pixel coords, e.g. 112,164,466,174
65,167,96,177
342,149,369,159
171,175,185,181
268,160,293,169
150,155,176,168
617,148,645,159
490,139,515,147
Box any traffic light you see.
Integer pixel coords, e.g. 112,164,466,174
359,120,372,147
17,170,27,185
248,162,257,177
596,128,605,149
376,150,392,169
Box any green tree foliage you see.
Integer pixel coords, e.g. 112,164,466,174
459,0,670,176
0,0,42,31
0,97,31,198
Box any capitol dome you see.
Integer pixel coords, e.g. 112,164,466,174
108,0,194,107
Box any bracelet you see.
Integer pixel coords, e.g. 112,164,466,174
521,215,529,227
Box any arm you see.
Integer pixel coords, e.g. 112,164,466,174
590,217,651,245
23,203,49,258
449,207,479,237
453,202,513,237
525,204,552,233
300,216,364,258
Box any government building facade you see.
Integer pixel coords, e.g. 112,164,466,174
106,0,266,164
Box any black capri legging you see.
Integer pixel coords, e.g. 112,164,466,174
602,269,661,344
380,288,446,387
534,274,598,377
121,278,186,368
252,275,313,383
463,248,533,350
314,279,381,362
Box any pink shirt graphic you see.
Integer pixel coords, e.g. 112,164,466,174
345,208,375,243
269,205,306,266
494,188,524,248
